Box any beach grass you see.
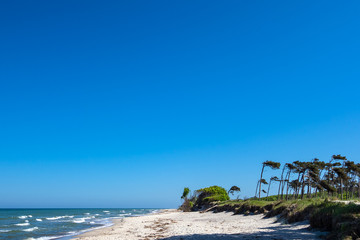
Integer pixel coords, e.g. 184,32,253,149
211,197,360,239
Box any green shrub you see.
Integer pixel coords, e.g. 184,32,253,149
179,199,194,212
193,186,230,209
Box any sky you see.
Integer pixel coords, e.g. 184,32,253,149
0,0,360,208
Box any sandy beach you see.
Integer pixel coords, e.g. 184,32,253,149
74,210,324,240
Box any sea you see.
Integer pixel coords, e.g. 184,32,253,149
0,208,160,240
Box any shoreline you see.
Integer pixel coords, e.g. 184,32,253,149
63,209,168,240
73,209,324,240
71,209,177,240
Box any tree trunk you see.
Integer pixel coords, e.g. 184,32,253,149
340,178,343,200
307,175,311,198
267,180,272,198
286,171,291,200
278,166,285,200
351,175,356,199
300,172,306,199
277,180,282,200
255,180,259,198
258,164,265,199
358,176,360,199
295,173,301,199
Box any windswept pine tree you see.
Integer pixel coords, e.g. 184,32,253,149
256,161,280,198
277,164,287,200
284,163,296,200
254,154,359,201
228,186,241,196
267,176,279,197
344,161,360,199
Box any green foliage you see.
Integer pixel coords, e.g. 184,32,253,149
332,154,347,160
263,160,281,169
319,180,336,193
270,176,279,181
312,201,360,218
204,194,229,202
194,186,230,208
216,198,360,239
228,186,241,195
261,195,279,201
260,179,268,184
179,199,193,212
181,187,190,199
197,185,229,197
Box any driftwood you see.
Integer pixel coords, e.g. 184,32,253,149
200,205,218,213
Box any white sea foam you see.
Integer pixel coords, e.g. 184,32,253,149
28,215,33,218
46,216,62,220
36,218,42,222
73,218,86,223
16,220,30,226
119,213,132,217
85,213,90,215
23,227,39,232
46,215,73,220
19,215,28,219
57,219,116,240
103,211,110,213
27,236,60,240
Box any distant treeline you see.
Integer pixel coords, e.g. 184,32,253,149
256,154,360,200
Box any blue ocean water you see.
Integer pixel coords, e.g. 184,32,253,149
0,208,160,240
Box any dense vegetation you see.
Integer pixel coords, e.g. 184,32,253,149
255,155,360,201
179,154,360,239
179,186,230,211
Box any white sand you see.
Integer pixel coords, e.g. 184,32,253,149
74,210,324,240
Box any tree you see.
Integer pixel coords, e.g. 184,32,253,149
319,180,336,195
179,187,193,212
181,187,190,200
331,154,347,199
333,167,348,200
332,154,347,161
293,161,306,199
228,186,241,196
284,163,296,200
278,164,287,200
267,176,279,198
312,159,326,197
257,161,280,198
344,161,357,199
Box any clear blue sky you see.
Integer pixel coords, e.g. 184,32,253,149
1,0,360,208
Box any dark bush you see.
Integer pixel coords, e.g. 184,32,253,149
179,199,194,212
